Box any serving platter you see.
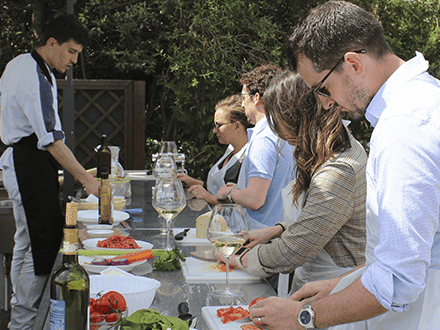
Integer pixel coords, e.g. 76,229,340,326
79,255,147,273
82,238,154,251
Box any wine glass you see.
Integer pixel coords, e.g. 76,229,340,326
152,154,177,180
207,204,249,298
160,141,178,156
152,177,186,250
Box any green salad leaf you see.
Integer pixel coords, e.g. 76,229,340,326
152,247,186,271
112,308,189,330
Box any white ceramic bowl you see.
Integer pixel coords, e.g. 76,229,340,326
87,229,114,238
86,224,113,231
90,275,161,315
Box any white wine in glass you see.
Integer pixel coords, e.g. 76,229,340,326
152,177,186,250
207,204,248,298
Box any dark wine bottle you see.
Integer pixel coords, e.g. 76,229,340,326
96,134,111,179
99,169,113,225
49,203,90,329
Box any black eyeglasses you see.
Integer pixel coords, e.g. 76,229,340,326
314,49,367,98
214,121,233,129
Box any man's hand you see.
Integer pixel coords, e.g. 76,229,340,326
216,183,236,201
290,277,340,303
249,296,304,330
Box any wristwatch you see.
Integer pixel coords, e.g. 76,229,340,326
298,302,315,329
226,187,237,203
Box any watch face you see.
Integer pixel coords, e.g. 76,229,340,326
299,310,311,325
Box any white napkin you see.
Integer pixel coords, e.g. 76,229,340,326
86,194,99,203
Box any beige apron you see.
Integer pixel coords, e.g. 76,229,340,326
277,180,352,298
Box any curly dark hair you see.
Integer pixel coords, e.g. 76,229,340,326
264,71,351,204
239,63,282,97
215,94,253,129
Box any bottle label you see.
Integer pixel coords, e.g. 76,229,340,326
49,299,65,330
63,229,78,255
99,179,113,224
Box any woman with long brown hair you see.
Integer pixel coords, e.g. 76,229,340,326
224,71,367,297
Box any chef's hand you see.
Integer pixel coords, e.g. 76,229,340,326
84,176,100,197
249,296,304,330
290,277,340,303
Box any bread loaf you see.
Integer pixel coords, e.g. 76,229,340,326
195,211,227,238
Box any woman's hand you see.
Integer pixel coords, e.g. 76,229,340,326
215,250,240,267
216,183,236,201
188,185,210,200
246,226,283,249
176,173,203,188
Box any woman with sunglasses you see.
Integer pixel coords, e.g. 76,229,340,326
177,94,252,206
222,71,367,299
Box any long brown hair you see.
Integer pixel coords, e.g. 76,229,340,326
264,71,351,204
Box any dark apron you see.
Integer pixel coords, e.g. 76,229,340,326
12,133,64,275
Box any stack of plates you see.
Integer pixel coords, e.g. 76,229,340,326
77,210,130,226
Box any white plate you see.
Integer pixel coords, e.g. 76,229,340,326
82,238,154,251
202,306,264,330
77,210,130,226
79,255,147,273
181,257,261,284
174,228,211,246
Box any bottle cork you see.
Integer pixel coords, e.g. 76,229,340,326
65,202,78,226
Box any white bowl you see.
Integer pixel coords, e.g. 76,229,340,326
87,229,114,238
86,224,113,231
77,210,130,226
90,275,160,315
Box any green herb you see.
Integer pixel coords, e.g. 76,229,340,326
112,308,189,330
152,247,186,271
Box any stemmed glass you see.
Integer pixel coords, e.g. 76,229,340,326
160,141,178,156
152,177,186,250
207,204,248,298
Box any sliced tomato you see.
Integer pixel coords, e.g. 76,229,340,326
217,306,235,317
241,325,262,330
218,306,250,323
249,297,266,309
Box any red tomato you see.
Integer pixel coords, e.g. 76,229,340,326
95,298,112,314
101,291,127,312
89,298,97,313
90,312,104,324
241,325,262,330
217,306,250,324
217,306,235,317
104,312,120,323
249,297,266,309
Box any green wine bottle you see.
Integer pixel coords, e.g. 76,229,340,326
96,134,112,179
49,203,90,329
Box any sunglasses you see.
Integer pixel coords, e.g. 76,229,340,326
314,49,367,98
214,122,233,129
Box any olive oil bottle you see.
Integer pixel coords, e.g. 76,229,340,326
99,169,113,225
49,203,90,329
96,134,111,179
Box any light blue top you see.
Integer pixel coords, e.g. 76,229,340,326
237,116,296,228
361,52,440,312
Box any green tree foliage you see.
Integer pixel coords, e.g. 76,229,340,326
1,0,440,179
